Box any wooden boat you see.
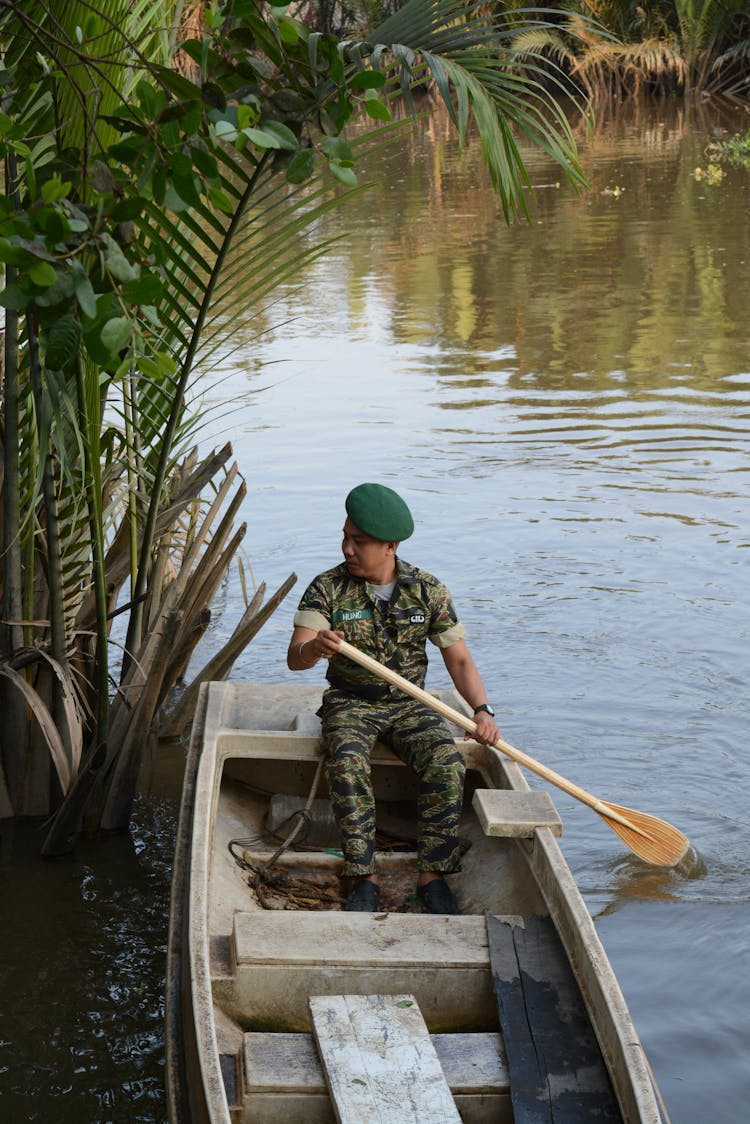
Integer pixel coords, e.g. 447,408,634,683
166,680,666,1123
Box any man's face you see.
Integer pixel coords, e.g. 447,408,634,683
341,518,395,582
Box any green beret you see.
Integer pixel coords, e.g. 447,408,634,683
345,483,414,542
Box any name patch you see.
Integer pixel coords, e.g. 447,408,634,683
332,609,373,622
410,613,426,623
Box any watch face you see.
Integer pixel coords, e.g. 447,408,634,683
476,704,495,717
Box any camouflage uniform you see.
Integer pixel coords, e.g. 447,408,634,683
294,558,467,877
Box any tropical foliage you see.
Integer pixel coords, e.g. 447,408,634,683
0,0,592,852
496,1,750,100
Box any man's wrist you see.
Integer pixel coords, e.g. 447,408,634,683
473,703,495,717
299,638,323,665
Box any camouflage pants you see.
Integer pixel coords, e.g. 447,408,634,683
319,689,466,877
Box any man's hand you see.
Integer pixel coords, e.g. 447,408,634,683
288,627,344,669
305,628,344,661
469,709,500,747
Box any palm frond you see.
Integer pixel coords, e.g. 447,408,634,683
362,0,591,215
0,662,73,792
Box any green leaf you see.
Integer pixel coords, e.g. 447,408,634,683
73,268,98,319
261,121,298,150
135,353,176,381
82,12,102,39
41,176,72,203
201,82,226,111
207,186,234,214
321,136,353,164
277,16,300,45
213,120,238,143
152,162,167,205
156,68,202,101
122,274,163,305
395,1000,414,1008
82,287,115,323
102,234,139,282
136,78,165,119
181,102,203,136
29,260,58,287
236,103,257,130
318,108,339,137
140,304,161,328
172,155,201,208
0,282,30,310
329,48,345,85
111,197,147,222
34,269,75,308
0,237,29,266
43,312,81,369
109,135,146,164
164,184,189,212
156,100,195,126
191,147,219,179
286,148,315,184
36,208,69,242
100,316,131,354
329,162,357,187
350,71,386,91
365,98,391,122
243,127,283,150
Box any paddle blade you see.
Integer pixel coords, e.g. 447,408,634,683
597,801,690,867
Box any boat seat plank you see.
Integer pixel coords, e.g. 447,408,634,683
487,914,621,1123
472,789,563,837
243,1030,509,1094
234,911,495,968
309,993,462,1123
229,912,521,1033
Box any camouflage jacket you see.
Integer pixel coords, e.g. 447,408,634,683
294,558,466,695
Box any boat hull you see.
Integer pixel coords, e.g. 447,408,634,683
166,681,664,1123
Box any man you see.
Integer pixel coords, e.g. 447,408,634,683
287,482,500,914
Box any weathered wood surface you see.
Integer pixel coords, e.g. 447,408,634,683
309,994,462,1124
243,1030,511,1124
234,910,491,967
243,1030,508,1094
230,911,509,1031
487,913,621,1123
472,788,563,837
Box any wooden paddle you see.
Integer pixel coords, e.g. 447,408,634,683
337,639,690,868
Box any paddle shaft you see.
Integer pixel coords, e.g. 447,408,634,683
337,639,616,820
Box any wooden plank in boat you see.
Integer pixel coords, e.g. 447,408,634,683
487,914,621,1123
230,912,519,1031
243,1030,509,1093
309,993,461,1123
234,911,492,968
242,1031,512,1123
472,789,563,837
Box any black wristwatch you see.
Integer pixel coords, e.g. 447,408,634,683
473,703,495,717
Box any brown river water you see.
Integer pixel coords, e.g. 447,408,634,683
2,98,749,1121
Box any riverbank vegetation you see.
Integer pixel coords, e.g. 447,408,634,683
0,1,592,853
554,0,750,101
306,1,750,101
